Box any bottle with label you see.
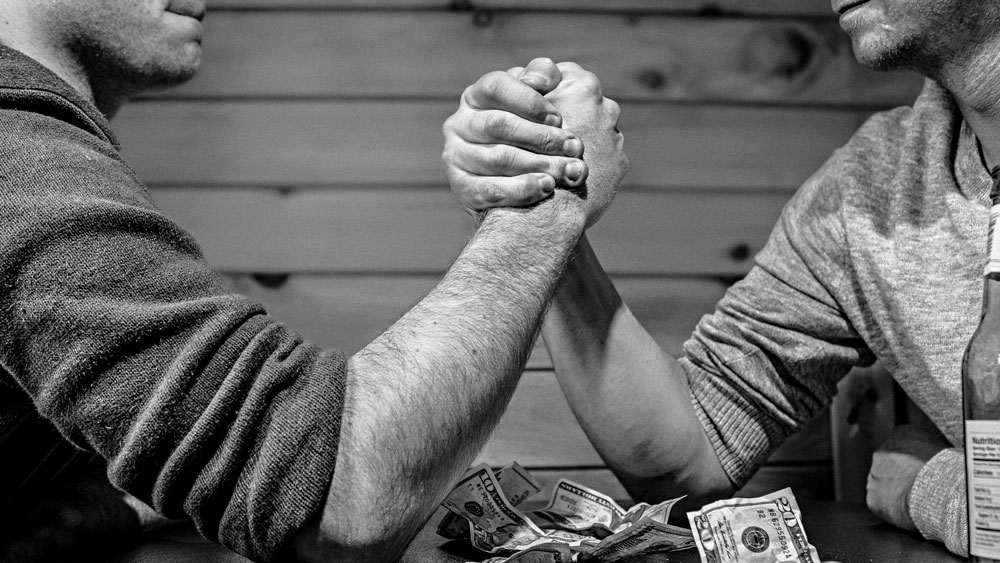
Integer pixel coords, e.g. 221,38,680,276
964,168,1000,563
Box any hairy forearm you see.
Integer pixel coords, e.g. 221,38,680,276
541,236,731,508
296,193,586,562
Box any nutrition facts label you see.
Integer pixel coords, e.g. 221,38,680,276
967,420,1000,559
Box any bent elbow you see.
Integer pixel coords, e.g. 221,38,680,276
285,508,422,563
622,470,734,508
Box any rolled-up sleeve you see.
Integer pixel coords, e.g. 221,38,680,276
679,152,876,486
0,120,347,562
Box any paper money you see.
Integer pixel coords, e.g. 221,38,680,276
441,464,546,553
500,462,544,506
439,464,692,561
479,542,575,563
438,462,543,540
618,496,684,528
686,488,821,563
586,517,697,561
470,523,549,554
528,479,627,538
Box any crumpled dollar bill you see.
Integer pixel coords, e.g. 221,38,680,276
438,463,693,562
686,487,821,563
438,462,544,541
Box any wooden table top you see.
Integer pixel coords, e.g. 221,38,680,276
401,499,964,563
82,497,964,563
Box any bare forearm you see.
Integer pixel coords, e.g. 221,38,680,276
541,236,730,507
297,193,586,562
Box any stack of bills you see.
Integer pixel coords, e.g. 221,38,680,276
437,463,694,562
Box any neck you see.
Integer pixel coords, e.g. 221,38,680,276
0,11,127,118
936,40,1000,171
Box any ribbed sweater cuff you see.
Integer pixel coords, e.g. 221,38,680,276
909,447,967,557
680,353,778,488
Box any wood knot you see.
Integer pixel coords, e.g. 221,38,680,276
741,26,816,81
636,68,667,91
728,243,751,262
472,10,493,28
252,273,290,289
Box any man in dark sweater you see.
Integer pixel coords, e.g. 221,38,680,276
0,1,623,562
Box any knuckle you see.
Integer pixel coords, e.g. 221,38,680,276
460,84,478,108
488,184,507,204
557,61,584,74
477,71,508,102
510,182,530,203
487,145,517,170
440,140,465,164
607,98,621,120
536,129,559,154
471,182,501,207
482,112,512,139
440,146,456,167
442,113,459,135
449,176,471,196
582,75,602,97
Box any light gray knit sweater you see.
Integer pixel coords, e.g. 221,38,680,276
682,79,978,555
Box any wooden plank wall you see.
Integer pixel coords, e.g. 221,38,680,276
110,1,922,503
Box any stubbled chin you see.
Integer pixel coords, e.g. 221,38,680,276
143,47,202,90
849,34,914,71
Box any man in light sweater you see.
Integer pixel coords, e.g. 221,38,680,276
442,0,1000,556
0,1,625,562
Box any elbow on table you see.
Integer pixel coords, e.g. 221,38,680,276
624,474,732,506
617,459,735,510
285,506,422,563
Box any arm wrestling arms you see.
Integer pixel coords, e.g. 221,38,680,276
442,59,731,509
288,62,627,563
444,59,873,511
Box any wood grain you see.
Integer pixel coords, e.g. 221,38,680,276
475,371,830,469
206,0,837,17
116,101,862,189
153,187,791,275
164,12,922,107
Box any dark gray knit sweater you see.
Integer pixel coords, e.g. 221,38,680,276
0,46,346,562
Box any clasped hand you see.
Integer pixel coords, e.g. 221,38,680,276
442,58,628,227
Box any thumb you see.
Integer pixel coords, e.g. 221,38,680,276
517,57,562,95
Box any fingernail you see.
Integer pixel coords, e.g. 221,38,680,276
537,174,555,194
520,71,546,85
544,113,562,127
562,138,582,157
565,160,585,183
